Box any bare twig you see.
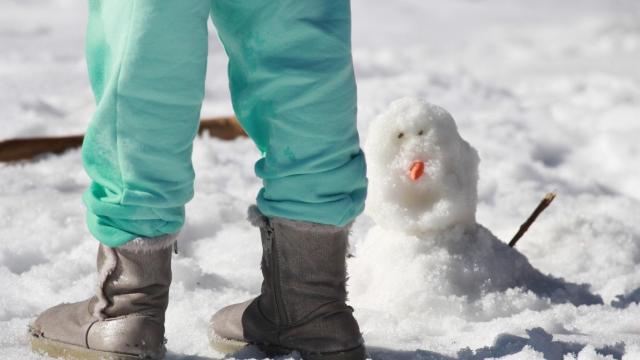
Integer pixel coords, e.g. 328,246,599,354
509,192,556,248
0,116,245,163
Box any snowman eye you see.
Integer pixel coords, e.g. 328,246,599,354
418,129,424,136
397,132,404,139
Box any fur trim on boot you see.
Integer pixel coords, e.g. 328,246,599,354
119,232,179,253
247,205,354,233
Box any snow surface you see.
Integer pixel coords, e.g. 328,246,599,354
1,0,640,359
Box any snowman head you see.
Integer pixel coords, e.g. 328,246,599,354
364,97,480,235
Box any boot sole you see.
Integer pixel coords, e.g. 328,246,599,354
299,345,368,360
209,334,249,355
30,335,157,360
210,335,367,360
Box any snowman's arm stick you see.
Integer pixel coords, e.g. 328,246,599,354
0,116,244,163
508,192,556,248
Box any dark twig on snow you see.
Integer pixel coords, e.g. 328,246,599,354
0,135,84,163
509,192,556,248
0,116,245,163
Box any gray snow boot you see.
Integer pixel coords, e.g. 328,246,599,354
29,236,175,360
209,206,366,360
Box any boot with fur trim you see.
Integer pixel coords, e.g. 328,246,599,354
28,235,176,360
209,206,367,360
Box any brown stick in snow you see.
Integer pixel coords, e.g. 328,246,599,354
508,192,556,248
0,116,245,163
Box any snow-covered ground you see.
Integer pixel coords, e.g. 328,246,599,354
1,0,640,359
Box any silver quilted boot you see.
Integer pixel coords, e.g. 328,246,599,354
28,236,176,360
209,206,366,360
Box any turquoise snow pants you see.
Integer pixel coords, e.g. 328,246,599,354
82,0,368,247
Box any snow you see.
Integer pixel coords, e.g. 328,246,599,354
1,0,640,359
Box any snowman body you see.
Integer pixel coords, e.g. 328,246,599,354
349,98,600,322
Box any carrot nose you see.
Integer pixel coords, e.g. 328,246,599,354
409,161,425,181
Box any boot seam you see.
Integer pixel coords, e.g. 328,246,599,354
269,220,290,329
86,315,166,357
93,245,118,320
278,300,351,330
84,319,100,349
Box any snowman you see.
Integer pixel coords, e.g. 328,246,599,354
348,98,601,322
364,97,480,235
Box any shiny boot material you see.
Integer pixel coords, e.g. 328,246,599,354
210,206,366,360
29,236,175,360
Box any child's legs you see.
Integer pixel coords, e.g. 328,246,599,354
210,0,368,226
83,0,211,247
